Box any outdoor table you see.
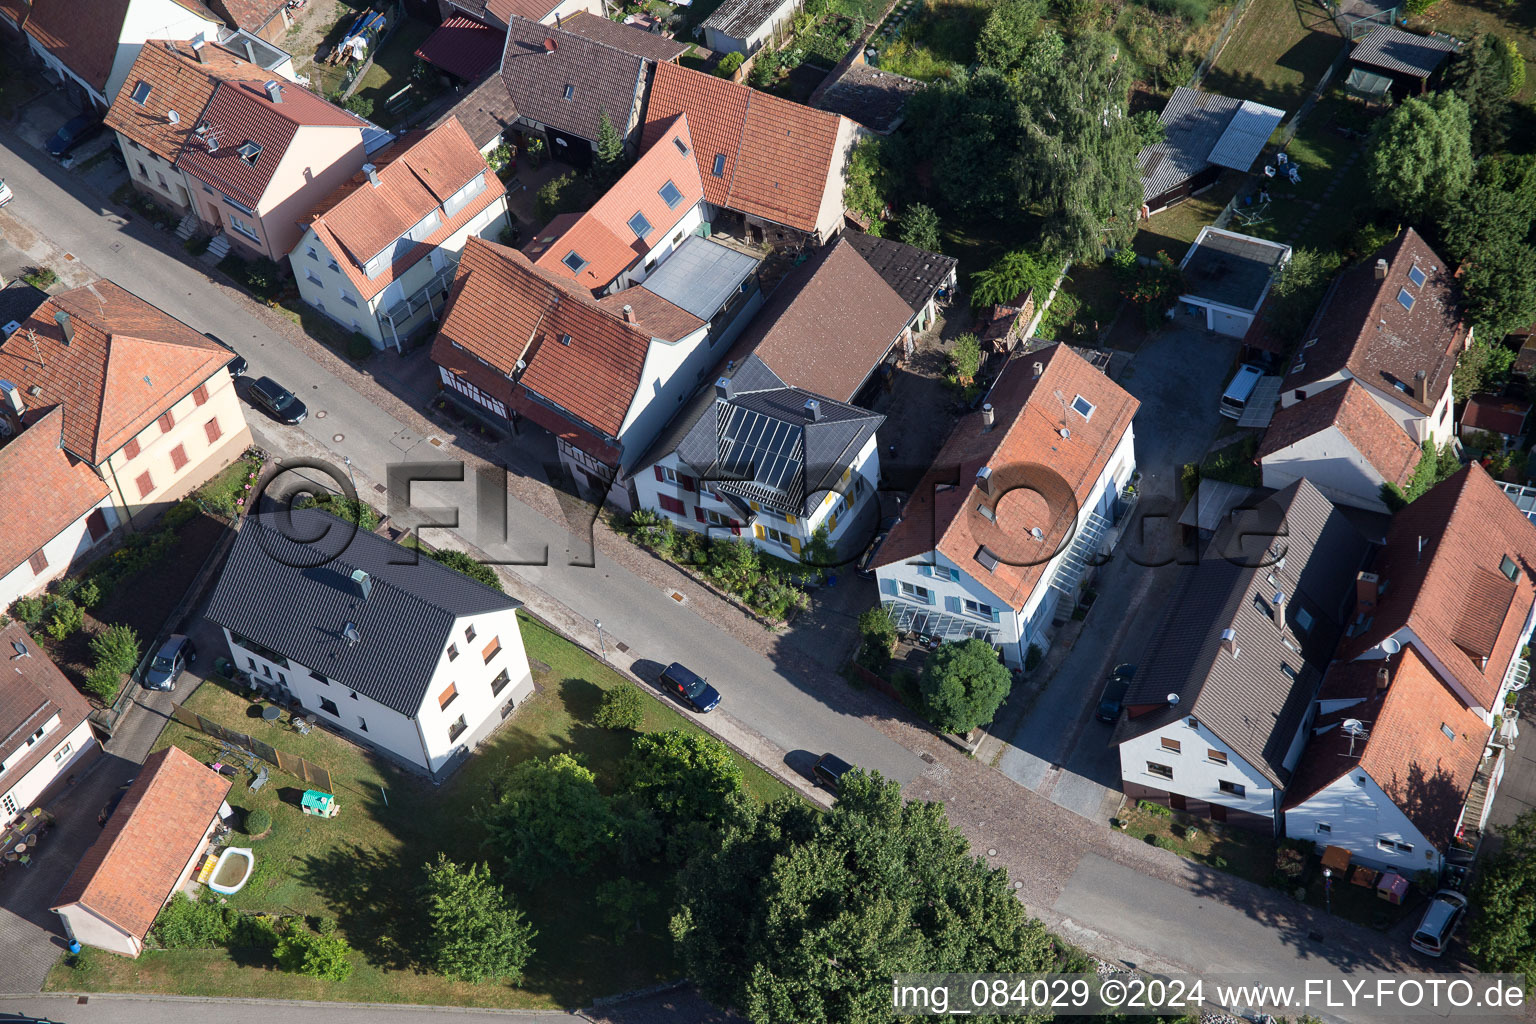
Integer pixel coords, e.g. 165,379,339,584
3,853,15,862
13,844,24,855
261,706,282,722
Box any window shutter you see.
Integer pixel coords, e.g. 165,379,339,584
753,524,765,539
170,444,189,471
917,565,932,578
204,417,222,443
749,500,760,511
731,524,741,536
790,536,801,555
945,596,962,613
193,384,209,406
680,474,696,492
158,411,175,433
28,549,47,574
86,508,109,541
123,437,140,461
990,607,1001,623
923,588,935,605
654,465,665,482
879,578,897,596
785,512,797,524
829,512,838,530
694,506,706,523
135,471,154,498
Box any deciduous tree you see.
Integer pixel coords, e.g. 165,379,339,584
918,637,1012,734
480,753,615,883
1469,810,1536,977
899,202,942,252
420,855,536,984
1365,92,1473,222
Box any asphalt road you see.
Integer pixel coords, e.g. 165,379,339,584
0,994,576,1023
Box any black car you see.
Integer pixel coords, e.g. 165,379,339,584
248,375,307,424
857,516,901,578
1095,663,1136,723
144,634,197,692
813,752,854,792
47,114,105,159
659,661,721,713
204,332,247,376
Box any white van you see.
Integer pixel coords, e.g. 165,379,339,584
1219,364,1264,420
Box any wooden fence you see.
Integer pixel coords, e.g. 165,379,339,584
170,703,334,792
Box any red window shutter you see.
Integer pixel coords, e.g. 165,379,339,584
193,384,209,406
694,506,706,523
124,437,140,461
86,508,109,541
653,465,665,482
204,417,222,443
170,444,189,471
679,473,696,492
135,470,154,498
28,549,48,574
659,495,683,515
731,523,741,536
158,411,175,433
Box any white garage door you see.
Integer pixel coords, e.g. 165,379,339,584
1209,308,1251,337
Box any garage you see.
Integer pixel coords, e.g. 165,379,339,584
1177,227,1292,340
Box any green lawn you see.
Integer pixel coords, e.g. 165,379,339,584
48,612,797,1007
869,0,988,82
1203,0,1344,114
308,17,442,127
1410,0,1536,149
1133,173,1243,261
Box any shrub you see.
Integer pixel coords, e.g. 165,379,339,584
343,94,373,119
22,265,57,289
1211,855,1228,869
74,579,101,608
947,333,982,386
595,686,645,730
10,595,46,627
1274,846,1306,883
1138,799,1172,817
535,170,595,223
747,50,779,87
275,930,354,980
90,624,140,677
240,258,283,302
627,509,675,555
857,606,898,670
346,332,375,361
245,808,272,836
425,547,504,591
46,598,83,640
715,52,744,78
295,494,380,532
84,665,124,703
311,915,338,936
153,892,233,948
1154,835,1178,850
1024,644,1043,671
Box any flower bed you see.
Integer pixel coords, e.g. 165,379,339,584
194,447,267,518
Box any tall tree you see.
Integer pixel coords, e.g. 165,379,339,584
1469,810,1536,977
899,203,942,252
975,0,1044,75
900,68,1028,219
672,773,1056,1024
594,109,627,186
420,855,537,984
1364,92,1473,222
480,753,615,884
918,637,1013,733
622,729,745,831
1448,34,1514,154
1438,155,1536,342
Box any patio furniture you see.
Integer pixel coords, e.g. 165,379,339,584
4,853,15,862
18,855,29,867
250,767,269,792
301,790,339,818
261,706,282,722
13,844,25,855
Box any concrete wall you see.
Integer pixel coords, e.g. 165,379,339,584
55,901,140,957
0,494,119,611
1284,769,1444,875
0,718,97,812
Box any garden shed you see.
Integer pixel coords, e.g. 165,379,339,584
1138,87,1286,216
1349,26,1460,98
701,0,803,56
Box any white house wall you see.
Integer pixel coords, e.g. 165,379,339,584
815,118,863,244
117,135,192,209
1261,426,1393,514
106,1,225,106
0,496,119,611
0,718,97,812
611,204,705,292
615,326,716,472
1119,715,1278,820
55,902,140,957
1284,769,1444,875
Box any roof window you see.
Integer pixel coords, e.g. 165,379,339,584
559,333,572,346
562,251,588,273
1408,266,1426,288
237,141,262,166
131,81,152,104
628,211,654,239
562,84,574,100
1396,288,1415,311
673,136,690,156
976,503,995,522
976,545,1000,572
1441,723,1455,741
1501,554,1518,581
711,153,726,177
659,180,683,209
1071,394,1094,419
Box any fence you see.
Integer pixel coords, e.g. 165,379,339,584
1189,0,1256,89
170,703,335,793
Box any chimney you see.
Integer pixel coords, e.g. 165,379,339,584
1356,571,1379,614
264,80,283,104
1417,536,1426,563
363,163,380,187
1376,664,1391,692
804,398,822,422
54,310,72,346
244,40,256,64
543,37,558,54
193,37,208,63
976,466,993,496
554,11,561,25
1272,591,1286,630
714,376,733,400
1374,258,1388,280
350,568,372,601
1219,627,1239,658
1032,361,1043,379
1414,368,1426,397
621,304,635,324
981,403,995,431
0,380,23,417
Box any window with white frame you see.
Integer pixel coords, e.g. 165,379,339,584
1146,762,1173,780
658,465,680,484
964,599,994,618
229,214,259,241
764,525,793,546
442,172,487,217
1219,780,1245,797
704,508,734,528
52,742,72,763
899,581,932,602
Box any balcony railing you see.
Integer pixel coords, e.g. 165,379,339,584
379,257,459,350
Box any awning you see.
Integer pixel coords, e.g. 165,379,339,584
1345,68,1393,101
415,15,504,81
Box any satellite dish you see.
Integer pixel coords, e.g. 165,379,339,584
1058,428,1071,440
10,641,27,657
1167,693,1180,706
342,623,361,645
1380,637,1402,655
1029,527,1043,540
167,110,180,124
1342,719,1366,736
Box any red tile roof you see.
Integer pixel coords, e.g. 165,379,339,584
1284,228,1467,416
0,621,91,782
1258,380,1422,488
302,118,507,302
0,407,111,577
0,281,231,465
1343,464,1536,710
558,11,689,64
1462,393,1530,438
531,113,703,292
176,79,367,211
432,237,663,440
205,0,285,32
875,345,1140,610
593,287,703,343
53,746,230,944
641,62,846,234
415,15,505,81
1284,648,1487,848
105,40,259,164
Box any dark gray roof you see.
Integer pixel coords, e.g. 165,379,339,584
558,11,689,65
1351,25,1458,78
0,283,48,334
1114,479,1371,787
1138,87,1285,203
702,0,789,41
640,236,761,321
499,16,647,144
1179,227,1290,312
437,72,519,150
814,63,923,134
203,509,518,717
843,231,958,315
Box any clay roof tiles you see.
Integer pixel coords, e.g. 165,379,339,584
0,407,111,577
105,40,259,164
1257,380,1422,488
0,621,91,774
559,11,689,64
498,16,648,145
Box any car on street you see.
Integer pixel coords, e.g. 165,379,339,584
143,634,197,692
1411,890,1469,957
47,114,105,159
1096,663,1136,723
813,752,854,791
247,375,307,424
857,516,900,578
204,332,247,376
0,179,13,209
660,661,720,713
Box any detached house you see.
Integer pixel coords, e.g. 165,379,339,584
1284,465,1536,869
291,117,510,350
0,624,98,818
641,61,862,246
203,508,535,777
436,0,603,32
1280,228,1468,447
1114,479,1372,830
0,282,251,526
634,354,884,560
874,345,1139,668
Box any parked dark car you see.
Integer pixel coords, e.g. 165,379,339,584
1411,890,1469,957
248,375,307,424
97,780,134,825
47,114,105,159
659,661,720,713
813,752,855,791
1096,663,1136,723
857,516,901,578
143,634,197,692
204,332,247,376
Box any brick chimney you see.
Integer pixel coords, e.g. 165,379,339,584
621,304,635,324
1356,571,1379,616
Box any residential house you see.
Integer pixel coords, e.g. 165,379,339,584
0,624,98,819
1176,227,1291,338
0,408,121,610
1283,464,1536,868
436,0,602,31
557,12,688,64
1349,26,1459,98
1258,380,1423,514
1280,228,1467,447
291,118,510,350
812,63,923,136
204,0,293,45
525,113,705,295
53,746,232,956
203,508,535,776
873,345,1140,668
431,237,730,505
700,0,801,57
633,354,884,560
842,231,957,336
0,0,225,109
104,38,261,216
1138,87,1285,216
1460,394,1530,451
176,78,374,262
641,61,863,246
0,281,252,526
1114,479,1372,830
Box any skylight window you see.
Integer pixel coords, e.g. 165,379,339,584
559,333,572,346
1441,723,1455,741
1397,288,1415,311
711,153,726,177
976,546,1000,572
562,84,574,100
1502,554,1518,581
131,81,152,104
673,136,690,156
628,211,654,239
237,141,262,166
1071,395,1095,419
659,180,683,209
977,503,995,522
1408,266,1427,288
562,251,588,274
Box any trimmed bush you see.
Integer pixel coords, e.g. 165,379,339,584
245,808,272,836
714,52,744,78
46,598,83,640
347,332,375,361
84,665,124,703
594,686,645,730
90,624,140,677
9,595,46,627
425,547,504,591
1138,799,1172,817
275,929,354,980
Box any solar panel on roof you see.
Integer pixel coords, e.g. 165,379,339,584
719,406,802,493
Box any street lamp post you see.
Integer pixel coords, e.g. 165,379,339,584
1322,866,1333,914
343,455,357,491
595,619,606,663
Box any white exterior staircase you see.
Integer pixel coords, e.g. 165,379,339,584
203,234,231,264
175,209,200,241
